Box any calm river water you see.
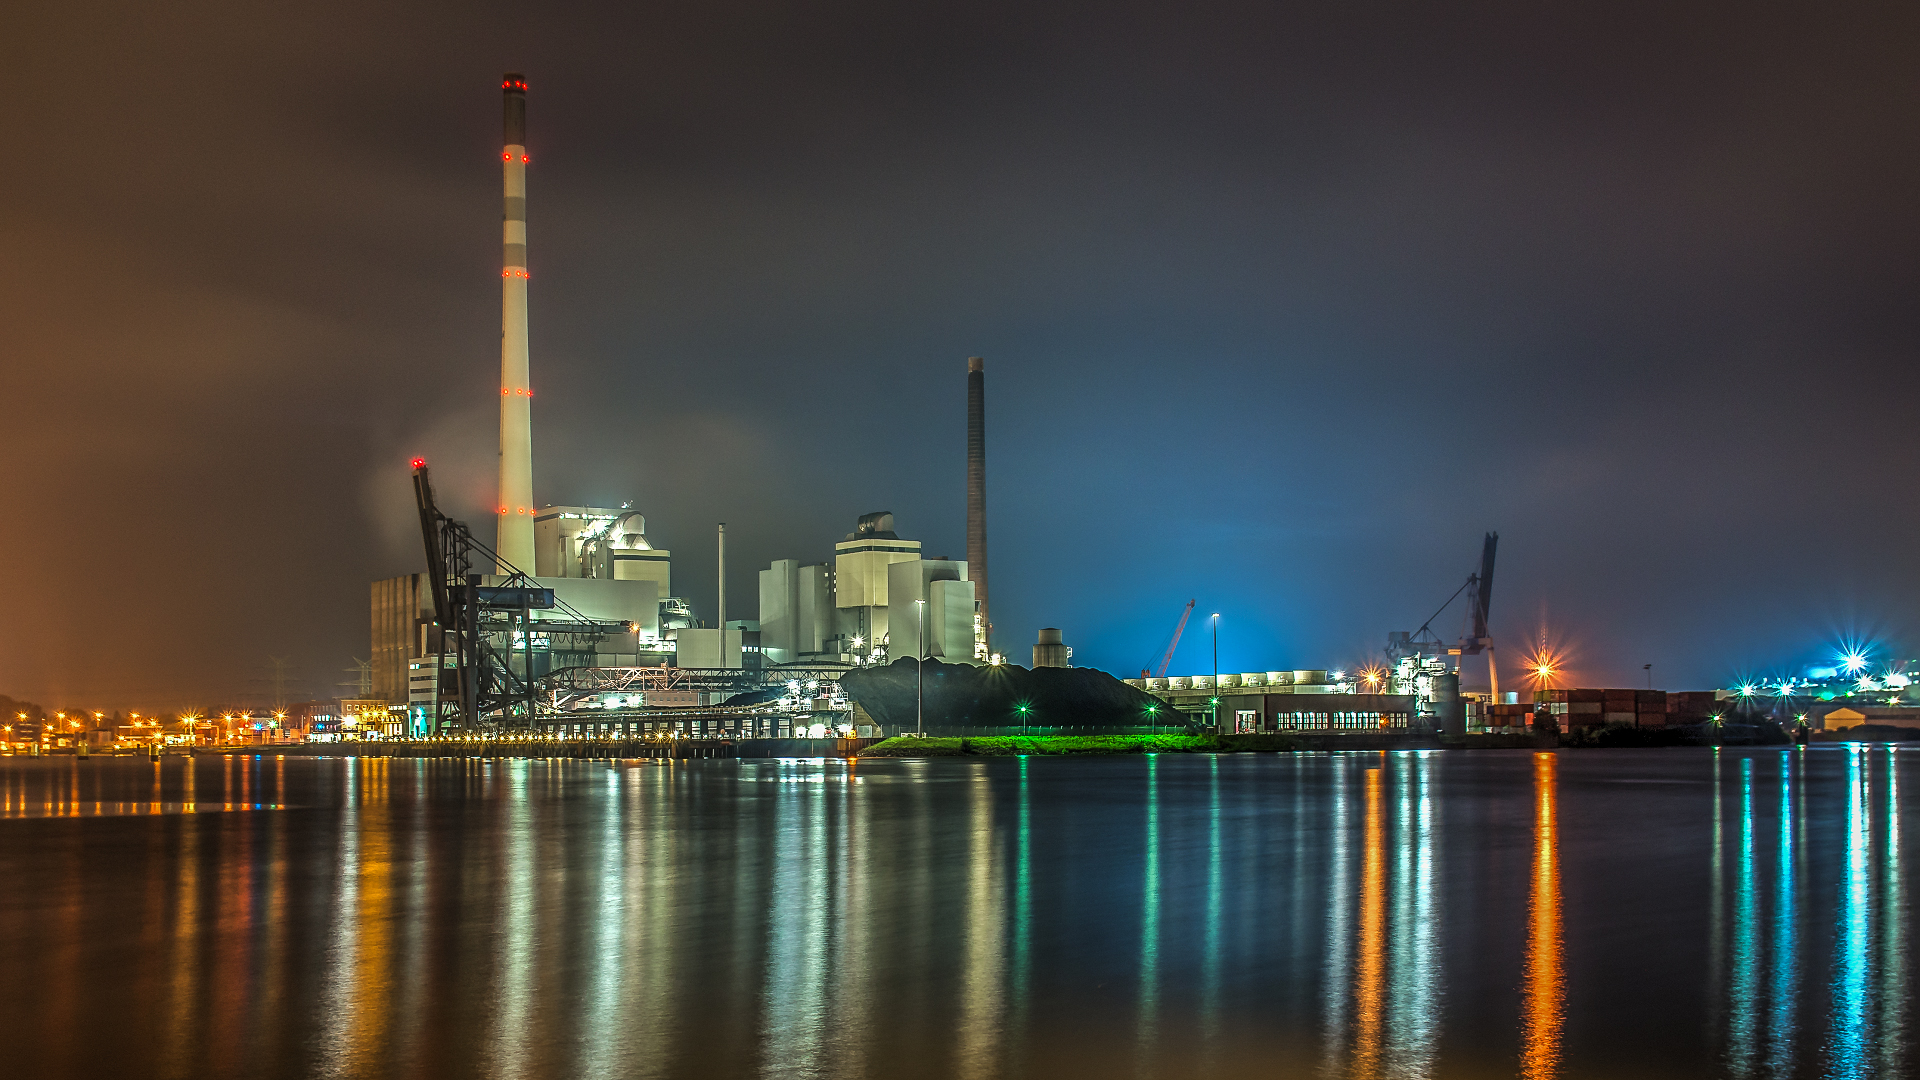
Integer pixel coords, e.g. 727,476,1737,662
0,747,1910,1079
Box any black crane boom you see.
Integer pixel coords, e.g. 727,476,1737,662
1464,532,1497,650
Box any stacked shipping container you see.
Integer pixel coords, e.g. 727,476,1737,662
1533,688,1721,728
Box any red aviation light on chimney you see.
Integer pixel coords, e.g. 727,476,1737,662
409,457,426,469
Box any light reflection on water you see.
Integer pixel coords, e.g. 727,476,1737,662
1136,753,1160,1071
0,748,1911,1079
1520,752,1563,1080
1390,753,1440,1077
1322,754,1353,1076
1820,745,1912,1079
1767,751,1799,1080
1731,756,1759,1076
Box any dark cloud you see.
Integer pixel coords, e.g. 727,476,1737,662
8,0,1920,707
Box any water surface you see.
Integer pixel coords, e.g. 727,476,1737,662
0,746,1910,1079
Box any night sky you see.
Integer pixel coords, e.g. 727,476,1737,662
11,1,1920,709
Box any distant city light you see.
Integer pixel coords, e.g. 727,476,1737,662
1839,649,1869,675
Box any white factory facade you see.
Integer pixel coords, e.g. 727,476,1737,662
758,511,981,667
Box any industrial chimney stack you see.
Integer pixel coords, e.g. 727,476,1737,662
496,73,535,572
967,356,989,658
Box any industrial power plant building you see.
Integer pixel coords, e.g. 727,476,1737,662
362,73,1408,740
367,74,995,731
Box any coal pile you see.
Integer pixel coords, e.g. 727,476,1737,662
839,658,1186,734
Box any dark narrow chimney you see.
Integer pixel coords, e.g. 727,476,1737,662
967,356,988,658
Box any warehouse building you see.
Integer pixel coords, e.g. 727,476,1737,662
1818,705,1920,731
1126,670,1419,733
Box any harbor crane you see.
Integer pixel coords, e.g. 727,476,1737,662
1457,532,1498,699
1143,599,1197,679
1386,532,1500,698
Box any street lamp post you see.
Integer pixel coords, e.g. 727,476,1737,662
916,598,927,737
1211,612,1221,733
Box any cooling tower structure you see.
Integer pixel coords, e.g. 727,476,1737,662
966,356,989,659
496,73,535,572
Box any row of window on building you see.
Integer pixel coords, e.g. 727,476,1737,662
1233,710,1412,733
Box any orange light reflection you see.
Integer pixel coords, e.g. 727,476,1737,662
1520,752,1564,1079
1353,766,1386,1075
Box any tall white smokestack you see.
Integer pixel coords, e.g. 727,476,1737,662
496,72,535,572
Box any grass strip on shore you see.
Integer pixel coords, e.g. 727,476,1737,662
856,733,1295,756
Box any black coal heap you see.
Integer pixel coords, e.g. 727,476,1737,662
839,658,1185,734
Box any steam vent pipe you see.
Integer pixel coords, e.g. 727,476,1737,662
967,356,988,656
496,72,535,572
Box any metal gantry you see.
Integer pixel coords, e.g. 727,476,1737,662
412,460,857,734
412,460,626,732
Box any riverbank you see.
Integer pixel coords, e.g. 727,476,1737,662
856,734,1298,756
